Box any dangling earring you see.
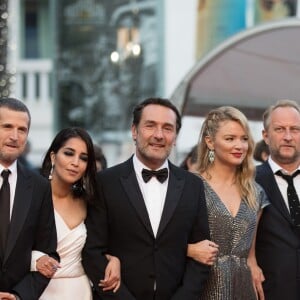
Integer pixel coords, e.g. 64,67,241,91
48,163,54,180
208,149,215,163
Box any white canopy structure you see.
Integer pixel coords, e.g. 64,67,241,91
171,18,300,120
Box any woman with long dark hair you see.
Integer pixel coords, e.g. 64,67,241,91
31,127,120,299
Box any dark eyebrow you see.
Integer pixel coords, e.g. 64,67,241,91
63,147,75,151
163,122,175,128
19,126,28,131
64,146,88,156
144,120,156,124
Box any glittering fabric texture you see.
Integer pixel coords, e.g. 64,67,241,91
200,180,269,300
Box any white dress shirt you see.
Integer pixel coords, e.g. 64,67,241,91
268,156,300,212
133,155,169,237
0,161,47,270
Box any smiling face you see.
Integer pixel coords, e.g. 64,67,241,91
0,107,29,167
51,137,88,186
206,120,249,168
263,106,300,169
132,104,177,170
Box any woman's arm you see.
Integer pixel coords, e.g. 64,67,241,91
98,254,121,293
187,239,219,265
247,210,265,300
33,252,60,278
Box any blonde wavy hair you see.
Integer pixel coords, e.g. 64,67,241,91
196,106,257,209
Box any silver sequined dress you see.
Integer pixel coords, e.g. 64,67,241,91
200,179,269,300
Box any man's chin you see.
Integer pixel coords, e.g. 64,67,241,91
151,153,169,162
2,154,19,165
142,153,168,168
277,153,298,164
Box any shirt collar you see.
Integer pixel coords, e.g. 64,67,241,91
268,156,300,175
0,160,17,174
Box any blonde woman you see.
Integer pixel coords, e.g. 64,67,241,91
187,106,269,300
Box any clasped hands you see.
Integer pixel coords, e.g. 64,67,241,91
36,254,121,293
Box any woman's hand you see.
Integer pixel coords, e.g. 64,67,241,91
0,292,19,300
36,255,60,278
247,210,265,300
187,239,219,265
99,255,121,293
247,258,265,300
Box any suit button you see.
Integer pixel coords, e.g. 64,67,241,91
149,273,155,279
154,244,158,251
2,268,6,273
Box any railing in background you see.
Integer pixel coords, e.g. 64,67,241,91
15,59,53,103
14,59,54,167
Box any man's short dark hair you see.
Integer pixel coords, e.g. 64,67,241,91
132,97,182,133
0,97,31,128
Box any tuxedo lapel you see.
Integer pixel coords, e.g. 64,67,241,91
120,159,186,239
4,164,32,262
120,160,154,237
157,164,185,238
258,163,292,224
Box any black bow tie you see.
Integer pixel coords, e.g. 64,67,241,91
142,168,168,183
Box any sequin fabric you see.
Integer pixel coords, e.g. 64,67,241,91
200,180,269,300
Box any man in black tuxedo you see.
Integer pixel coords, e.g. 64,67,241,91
83,98,210,300
0,98,58,300
255,99,300,300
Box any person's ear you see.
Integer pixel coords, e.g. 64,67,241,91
205,135,214,150
50,151,56,164
131,124,137,142
173,135,177,146
262,129,269,145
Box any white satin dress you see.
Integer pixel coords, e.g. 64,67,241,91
39,210,92,300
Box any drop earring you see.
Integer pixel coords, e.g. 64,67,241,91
48,163,54,180
208,149,215,163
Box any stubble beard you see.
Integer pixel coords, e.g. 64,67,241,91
137,142,171,168
272,146,299,165
0,152,19,166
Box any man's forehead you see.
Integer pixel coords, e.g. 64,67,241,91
142,105,176,118
0,108,29,125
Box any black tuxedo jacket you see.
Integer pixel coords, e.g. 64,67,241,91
83,157,210,300
256,162,300,300
0,162,58,300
